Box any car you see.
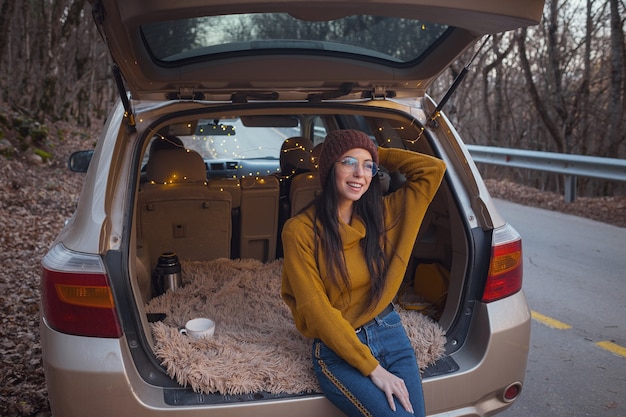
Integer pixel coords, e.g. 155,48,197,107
40,1,545,416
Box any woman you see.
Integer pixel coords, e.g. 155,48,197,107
281,129,446,416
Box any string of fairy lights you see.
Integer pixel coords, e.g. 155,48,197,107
148,123,418,184
148,134,304,181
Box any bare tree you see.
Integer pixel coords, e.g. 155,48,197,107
446,0,624,196
482,34,516,146
0,0,623,196
0,1,16,65
517,0,577,154
607,0,626,156
0,0,112,124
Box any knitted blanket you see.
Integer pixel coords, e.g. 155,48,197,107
145,258,446,395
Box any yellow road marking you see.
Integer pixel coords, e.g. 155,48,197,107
596,341,626,358
531,311,625,358
531,310,572,330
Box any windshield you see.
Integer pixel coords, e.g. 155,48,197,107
145,118,300,162
141,13,449,64
188,119,288,160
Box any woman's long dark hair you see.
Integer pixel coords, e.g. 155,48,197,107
313,165,388,312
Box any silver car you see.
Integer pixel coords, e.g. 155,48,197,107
40,1,544,416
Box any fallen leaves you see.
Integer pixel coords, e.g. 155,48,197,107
1,119,88,417
484,178,626,228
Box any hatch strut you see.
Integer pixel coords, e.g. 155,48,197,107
92,1,137,133
408,36,489,144
112,63,137,133
426,36,490,129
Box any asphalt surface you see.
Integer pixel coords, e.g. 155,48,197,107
494,199,626,417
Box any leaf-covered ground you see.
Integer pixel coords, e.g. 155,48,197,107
485,179,626,228
0,108,624,416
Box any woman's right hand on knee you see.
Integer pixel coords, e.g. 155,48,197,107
369,364,414,414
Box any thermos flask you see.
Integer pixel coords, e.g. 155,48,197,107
152,252,182,296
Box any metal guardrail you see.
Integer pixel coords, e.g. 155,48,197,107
465,145,626,202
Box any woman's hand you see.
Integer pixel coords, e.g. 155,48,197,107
369,364,414,414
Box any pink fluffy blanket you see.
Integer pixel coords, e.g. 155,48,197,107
145,258,446,395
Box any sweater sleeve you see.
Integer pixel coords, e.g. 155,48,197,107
378,147,446,288
378,147,446,220
281,215,380,376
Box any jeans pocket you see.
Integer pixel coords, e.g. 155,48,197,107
380,310,403,329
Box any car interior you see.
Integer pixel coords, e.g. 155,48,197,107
131,109,468,354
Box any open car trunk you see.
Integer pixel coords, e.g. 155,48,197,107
122,102,475,403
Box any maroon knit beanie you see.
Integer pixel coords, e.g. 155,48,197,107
318,129,379,187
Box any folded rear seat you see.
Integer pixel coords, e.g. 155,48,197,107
138,148,232,270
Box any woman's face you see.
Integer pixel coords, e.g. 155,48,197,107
333,148,376,206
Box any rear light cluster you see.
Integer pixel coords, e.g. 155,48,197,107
482,224,523,303
41,244,123,338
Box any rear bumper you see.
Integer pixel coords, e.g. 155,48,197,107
425,290,531,416
41,291,530,417
40,317,341,417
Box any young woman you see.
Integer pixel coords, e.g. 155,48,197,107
281,129,446,417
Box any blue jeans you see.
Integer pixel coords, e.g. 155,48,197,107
312,310,426,417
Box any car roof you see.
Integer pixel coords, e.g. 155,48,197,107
90,0,544,101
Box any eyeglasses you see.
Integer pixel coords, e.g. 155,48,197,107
336,156,379,177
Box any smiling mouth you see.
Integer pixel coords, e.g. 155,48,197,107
347,182,363,190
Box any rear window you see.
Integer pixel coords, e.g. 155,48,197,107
141,13,449,64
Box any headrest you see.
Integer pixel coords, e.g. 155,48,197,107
279,136,314,176
311,143,323,169
149,135,184,158
146,148,206,184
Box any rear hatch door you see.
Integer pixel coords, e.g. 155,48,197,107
90,0,544,100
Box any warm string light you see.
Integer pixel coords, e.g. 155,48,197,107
152,123,425,178
377,121,425,144
152,132,186,149
151,125,284,179
148,126,278,182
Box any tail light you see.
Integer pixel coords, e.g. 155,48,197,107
41,244,122,338
482,224,523,303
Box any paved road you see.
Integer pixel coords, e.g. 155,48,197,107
493,199,626,417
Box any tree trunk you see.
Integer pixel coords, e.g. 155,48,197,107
0,1,16,64
607,0,625,156
517,26,566,152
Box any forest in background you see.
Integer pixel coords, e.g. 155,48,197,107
0,0,624,197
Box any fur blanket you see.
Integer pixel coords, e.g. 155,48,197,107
145,258,446,395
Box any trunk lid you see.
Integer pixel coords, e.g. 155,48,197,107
89,0,544,100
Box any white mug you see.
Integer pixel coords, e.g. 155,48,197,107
179,318,215,340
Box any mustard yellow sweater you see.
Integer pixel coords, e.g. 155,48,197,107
281,147,446,376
